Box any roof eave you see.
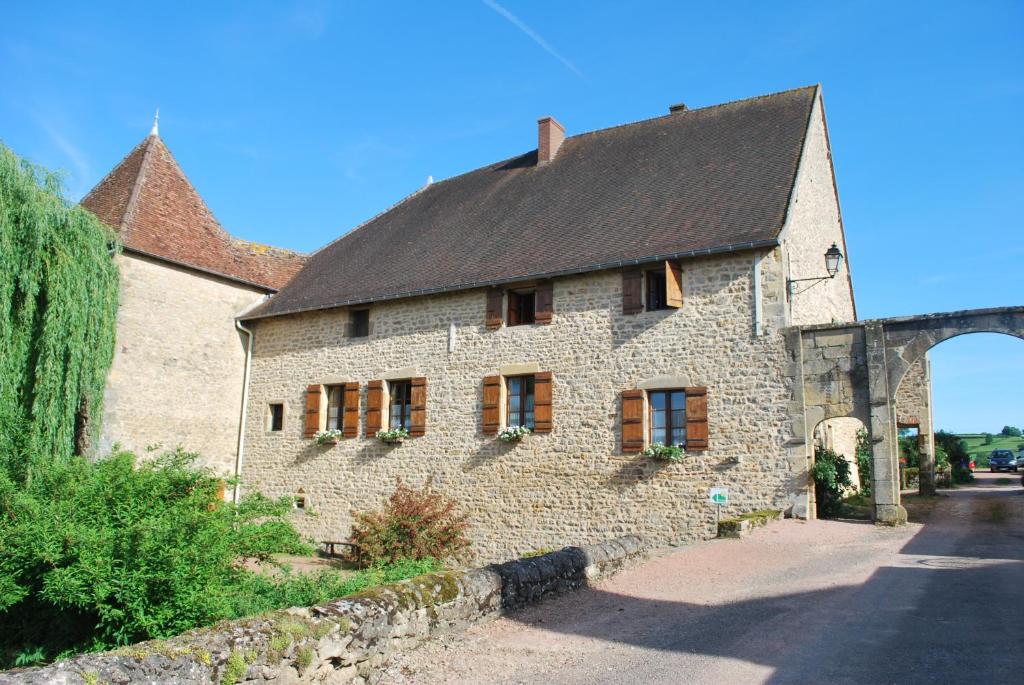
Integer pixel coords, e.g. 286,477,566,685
239,238,780,322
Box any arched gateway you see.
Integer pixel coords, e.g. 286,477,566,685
786,306,1024,524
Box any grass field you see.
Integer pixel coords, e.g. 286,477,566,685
958,433,1024,467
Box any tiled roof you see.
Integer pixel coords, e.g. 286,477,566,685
246,85,819,320
81,134,304,291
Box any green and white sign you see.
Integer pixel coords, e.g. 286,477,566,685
710,488,729,505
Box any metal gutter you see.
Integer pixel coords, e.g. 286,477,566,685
240,239,781,321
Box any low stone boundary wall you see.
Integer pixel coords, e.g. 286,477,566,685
716,509,783,538
2,536,644,685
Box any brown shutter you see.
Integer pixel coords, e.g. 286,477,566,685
486,289,504,330
304,384,322,438
532,372,553,433
482,375,501,435
507,291,521,326
685,387,709,451
622,269,643,314
342,382,359,438
535,282,554,324
621,389,645,453
366,380,383,435
409,377,427,437
665,261,683,308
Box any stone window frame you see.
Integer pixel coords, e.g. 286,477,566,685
647,388,688,448
324,384,346,432
635,376,693,450
494,363,542,430
266,400,287,433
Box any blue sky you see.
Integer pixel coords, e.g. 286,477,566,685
1,1,1021,432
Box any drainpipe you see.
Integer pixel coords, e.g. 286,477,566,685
233,319,254,504
752,252,763,337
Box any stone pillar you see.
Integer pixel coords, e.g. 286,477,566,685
917,356,937,496
865,323,907,525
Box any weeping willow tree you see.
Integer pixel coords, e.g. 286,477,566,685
0,142,119,471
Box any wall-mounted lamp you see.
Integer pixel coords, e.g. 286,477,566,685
787,243,844,297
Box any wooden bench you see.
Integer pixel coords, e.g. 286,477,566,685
320,540,362,563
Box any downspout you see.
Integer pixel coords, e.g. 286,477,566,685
233,319,254,504
752,253,763,337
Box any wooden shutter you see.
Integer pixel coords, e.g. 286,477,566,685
486,289,504,330
535,282,554,324
482,375,501,435
665,261,683,308
684,386,708,451
533,372,553,433
409,377,427,437
622,269,643,314
621,389,645,453
507,291,521,326
342,382,360,438
366,380,383,435
304,384,322,438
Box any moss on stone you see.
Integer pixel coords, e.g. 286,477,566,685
220,651,248,685
81,672,99,685
194,648,212,666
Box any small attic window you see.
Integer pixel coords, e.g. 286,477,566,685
351,309,370,338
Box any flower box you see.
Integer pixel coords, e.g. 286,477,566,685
641,442,685,462
376,428,410,445
498,425,531,443
315,429,344,445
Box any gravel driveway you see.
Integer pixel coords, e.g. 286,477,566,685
381,471,1023,684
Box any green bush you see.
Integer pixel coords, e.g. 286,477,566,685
855,429,871,496
0,449,312,664
812,447,852,519
350,478,471,566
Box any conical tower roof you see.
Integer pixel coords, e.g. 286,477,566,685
81,130,304,290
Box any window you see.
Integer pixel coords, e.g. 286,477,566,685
351,309,370,338
507,289,536,326
325,385,344,431
268,403,284,432
506,375,536,429
389,380,413,430
646,269,668,311
649,389,686,447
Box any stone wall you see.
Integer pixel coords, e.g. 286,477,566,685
2,537,644,685
99,253,265,475
894,356,930,427
781,90,856,328
242,250,808,562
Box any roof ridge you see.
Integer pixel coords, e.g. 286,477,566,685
151,136,236,242
308,182,431,258
425,84,818,192
119,134,159,238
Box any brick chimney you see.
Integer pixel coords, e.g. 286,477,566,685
669,102,688,114
537,116,565,164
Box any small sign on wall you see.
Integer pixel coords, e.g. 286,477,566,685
709,487,729,506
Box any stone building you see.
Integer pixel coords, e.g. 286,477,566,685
80,118,304,475
237,85,860,561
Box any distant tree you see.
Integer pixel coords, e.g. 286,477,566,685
983,433,994,445
1000,426,1021,437
935,431,970,464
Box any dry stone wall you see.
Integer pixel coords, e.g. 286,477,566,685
99,253,265,475
241,250,805,562
1,537,644,685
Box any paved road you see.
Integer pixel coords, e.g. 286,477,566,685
381,471,1023,684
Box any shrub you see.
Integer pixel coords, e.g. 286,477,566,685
0,448,310,665
855,429,872,496
350,478,471,566
812,447,852,519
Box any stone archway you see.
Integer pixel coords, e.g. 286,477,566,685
789,306,1024,524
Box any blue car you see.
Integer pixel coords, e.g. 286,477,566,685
989,449,1018,472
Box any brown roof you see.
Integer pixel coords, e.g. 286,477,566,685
246,85,819,319
81,134,304,291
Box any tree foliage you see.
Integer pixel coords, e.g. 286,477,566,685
855,428,872,496
0,142,120,465
812,447,852,519
1001,426,1021,437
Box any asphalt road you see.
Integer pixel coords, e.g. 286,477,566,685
381,471,1024,685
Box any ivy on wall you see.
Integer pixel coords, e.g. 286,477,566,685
0,142,119,468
